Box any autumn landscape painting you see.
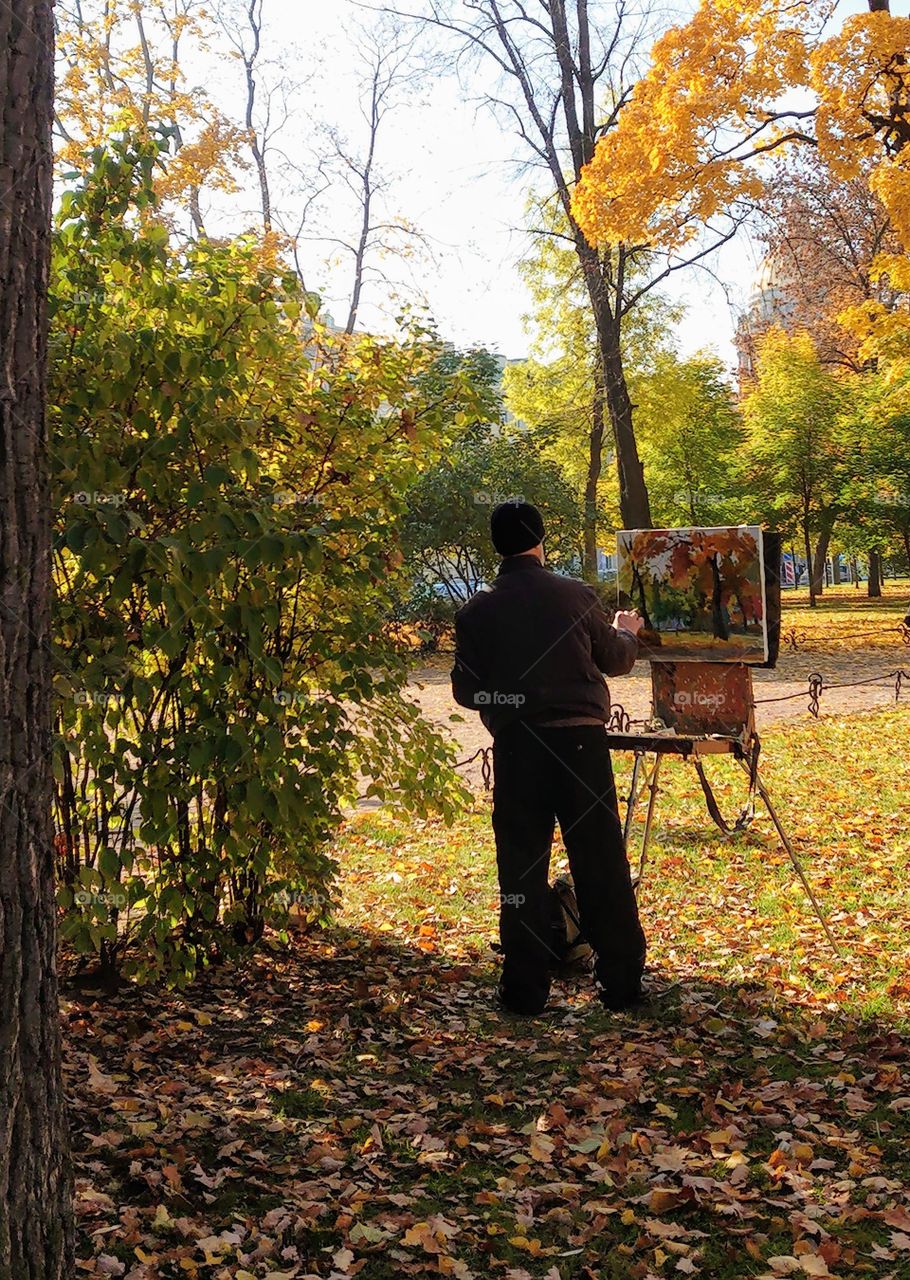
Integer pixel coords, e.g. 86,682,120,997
617,526,769,662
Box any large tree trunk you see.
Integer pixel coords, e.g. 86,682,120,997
578,239,652,529
582,363,605,580
599,326,651,530
0,2,74,1273
868,549,882,597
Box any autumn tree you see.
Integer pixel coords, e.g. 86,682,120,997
51,137,481,980
402,429,583,606
327,18,428,336
742,329,853,606
218,0,279,235
751,150,902,371
55,0,245,232
572,1,910,406
385,2,744,529
503,204,678,576
836,374,910,581
0,0,74,1271
635,353,744,528
215,0,330,286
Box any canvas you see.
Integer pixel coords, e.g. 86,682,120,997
617,526,769,663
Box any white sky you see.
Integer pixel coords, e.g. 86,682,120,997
196,0,882,372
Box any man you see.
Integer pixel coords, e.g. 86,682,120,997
451,500,646,1016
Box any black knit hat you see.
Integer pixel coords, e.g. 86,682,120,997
490,500,545,557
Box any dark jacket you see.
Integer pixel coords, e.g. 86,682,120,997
451,557,638,737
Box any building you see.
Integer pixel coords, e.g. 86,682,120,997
734,252,798,385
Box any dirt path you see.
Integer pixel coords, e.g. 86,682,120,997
408,644,910,790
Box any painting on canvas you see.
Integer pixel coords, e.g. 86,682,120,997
617,526,769,663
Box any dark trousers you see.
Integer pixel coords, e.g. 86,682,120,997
492,721,646,1012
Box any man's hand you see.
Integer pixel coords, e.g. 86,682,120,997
613,609,644,637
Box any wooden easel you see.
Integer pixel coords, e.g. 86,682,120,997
606,661,841,955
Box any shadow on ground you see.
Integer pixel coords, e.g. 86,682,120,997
65,922,910,1280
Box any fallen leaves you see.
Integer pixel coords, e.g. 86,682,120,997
63,701,910,1277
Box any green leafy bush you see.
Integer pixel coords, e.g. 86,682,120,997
51,137,474,984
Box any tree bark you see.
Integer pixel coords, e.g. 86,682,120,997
810,522,834,598
448,1,654,530
582,363,605,580
575,222,651,530
243,0,272,234
868,549,882,597
599,320,651,529
0,1,74,1273
802,517,816,607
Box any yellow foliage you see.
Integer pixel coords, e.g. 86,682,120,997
571,0,815,251
572,2,910,414
572,4,910,255
55,0,245,212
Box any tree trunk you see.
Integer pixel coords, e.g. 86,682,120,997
599,325,651,529
0,1,74,1273
901,525,910,574
811,523,833,598
802,519,816,607
578,238,650,529
582,363,605,581
243,1,272,233
868,549,882,597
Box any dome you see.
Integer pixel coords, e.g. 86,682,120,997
746,249,798,324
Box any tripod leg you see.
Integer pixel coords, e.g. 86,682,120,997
635,753,662,896
624,751,645,845
753,769,842,956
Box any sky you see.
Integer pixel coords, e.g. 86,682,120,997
195,0,879,372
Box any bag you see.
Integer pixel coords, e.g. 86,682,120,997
549,874,593,974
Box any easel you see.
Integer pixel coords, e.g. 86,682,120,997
606,661,841,955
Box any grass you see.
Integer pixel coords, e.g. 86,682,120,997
337,704,910,1021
